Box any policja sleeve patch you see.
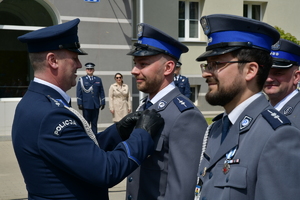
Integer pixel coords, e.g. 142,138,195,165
261,109,291,130
53,119,77,136
173,96,194,112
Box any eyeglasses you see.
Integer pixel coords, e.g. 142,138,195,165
115,77,122,79
200,61,251,73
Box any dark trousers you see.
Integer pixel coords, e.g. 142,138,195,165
82,108,99,134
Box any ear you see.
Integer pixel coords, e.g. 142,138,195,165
293,69,300,85
46,52,59,69
164,60,175,76
244,62,259,81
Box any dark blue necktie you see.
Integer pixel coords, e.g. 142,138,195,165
144,100,153,110
221,115,231,144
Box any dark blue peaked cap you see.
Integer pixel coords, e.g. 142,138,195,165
18,18,87,55
196,14,280,61
127,23,188,60
271,39,300,68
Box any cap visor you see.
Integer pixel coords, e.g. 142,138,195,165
196,47,241,61
127,49,161,57
272,63,293,68
68,48,88,55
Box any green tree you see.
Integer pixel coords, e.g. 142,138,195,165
274,26,300,45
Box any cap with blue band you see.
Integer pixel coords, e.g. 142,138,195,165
271,39,300,67
127,23,188,60
196,14,280,61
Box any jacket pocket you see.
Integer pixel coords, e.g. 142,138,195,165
214,165,247,189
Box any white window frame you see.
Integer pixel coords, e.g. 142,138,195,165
178,0,201,42
190,85,199,105
243,2,262,21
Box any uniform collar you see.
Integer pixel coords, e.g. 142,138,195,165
274,89,299,111
147,82,176,104
33,77,71,103
228,92,262,124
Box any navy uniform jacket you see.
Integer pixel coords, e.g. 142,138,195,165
174,75,191,98
126,87,207,200
198,95,300,200
279,91,300,129
12,81,154,200
77,75,105,109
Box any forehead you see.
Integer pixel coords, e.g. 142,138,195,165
269,67,292,73
207,53,234,62
133,54,162,62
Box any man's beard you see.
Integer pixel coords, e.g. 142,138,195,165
205,80,242,107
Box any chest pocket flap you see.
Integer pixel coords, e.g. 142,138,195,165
214,165,247,189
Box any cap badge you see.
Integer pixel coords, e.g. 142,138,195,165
200,17,210,35
271,40,281,50
208,37,213,44
137,24,143,38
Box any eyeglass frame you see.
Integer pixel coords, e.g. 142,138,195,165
200,60,252,73
115,76,122,79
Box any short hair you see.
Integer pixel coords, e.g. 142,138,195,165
29,52,47,72
231,48,273,90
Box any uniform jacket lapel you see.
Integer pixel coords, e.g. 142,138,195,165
138,88,181,111
208,95,269,169
152,88,181,112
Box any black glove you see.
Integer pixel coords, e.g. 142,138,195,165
135,109,164,138
78,105,83,110
101,104,105,110
116,111,142,140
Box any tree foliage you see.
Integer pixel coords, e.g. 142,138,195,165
274,26,300,45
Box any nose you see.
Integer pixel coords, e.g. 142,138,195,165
265,75,274,82
131,66,139,75
202,71,213,78
77,61,82,69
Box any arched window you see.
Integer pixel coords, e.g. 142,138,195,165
0,0,59,97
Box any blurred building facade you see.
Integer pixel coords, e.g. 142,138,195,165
1,0,300,136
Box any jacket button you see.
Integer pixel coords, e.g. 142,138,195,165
226,177,229,182
202,197,207,200
209,172,213,179
127,195,132,200
128,177,133,182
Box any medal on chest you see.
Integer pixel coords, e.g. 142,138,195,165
223,146,239,174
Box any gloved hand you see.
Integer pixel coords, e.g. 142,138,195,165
135,109,164,138
116,111,142,140
100,104,105,110
78,105,83,110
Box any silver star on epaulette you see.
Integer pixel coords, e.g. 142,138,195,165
177,98,187,107
268,110,283,123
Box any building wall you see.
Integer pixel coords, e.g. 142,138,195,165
1,0,300,137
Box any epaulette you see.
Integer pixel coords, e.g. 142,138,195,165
261,109,291,130
173,96,194,112
46,95,67,108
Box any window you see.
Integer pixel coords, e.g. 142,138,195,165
179,0,200,41
243,2,262,20
0,0,56,98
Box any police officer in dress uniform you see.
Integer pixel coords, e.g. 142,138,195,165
12,18,164,200
174,61,191,98
124,23,207,200
194,14,300,200
263,39,300,129
77,62,105,134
